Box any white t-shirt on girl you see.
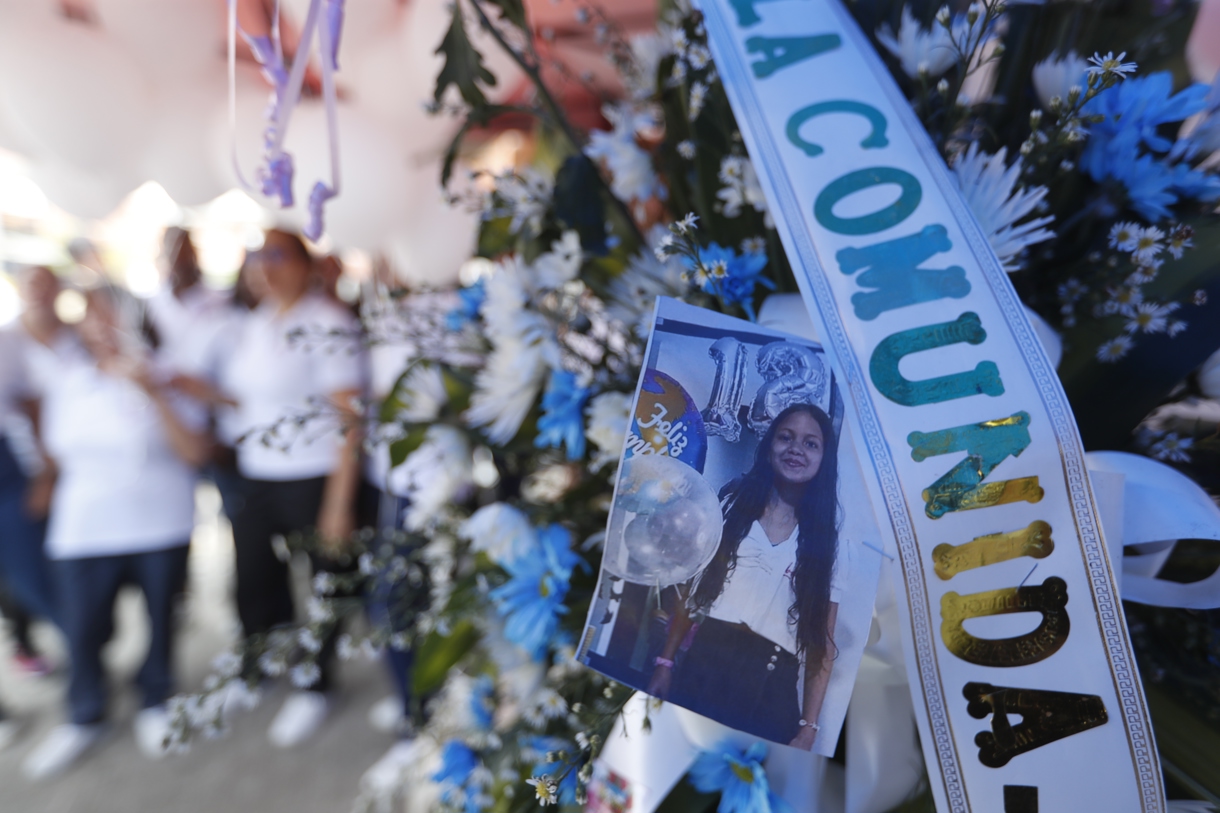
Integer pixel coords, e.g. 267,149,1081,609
707,520,848,656
222,292,365,482
43,357,206,560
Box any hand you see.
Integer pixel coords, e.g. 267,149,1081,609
316,503,355,556
788,725,817,751
23,471,55,520
646,665,673,698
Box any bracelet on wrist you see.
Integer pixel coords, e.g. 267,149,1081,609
798,719,820,731
654,656,675,669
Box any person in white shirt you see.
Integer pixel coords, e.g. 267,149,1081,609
22,285,208,780
646,403,843,750
222,228,369,748
145,227,228,380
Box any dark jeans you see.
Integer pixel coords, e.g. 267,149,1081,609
231,477,375,693
670,617,802,744
0,439,58,627
371,492,415,726
56,545,190,725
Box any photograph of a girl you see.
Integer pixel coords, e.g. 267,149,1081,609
646,402,844,750
580,299,881,755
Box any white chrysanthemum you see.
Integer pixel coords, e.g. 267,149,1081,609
495,167,554,235
1032,52,1090,108
389,425,474,531
459,502,538,565
607,226,688,337
584,104,660,203
395,364,448,423
465,262,559,444
951,143,1055,271
529,230,582,291
876,6,959,79
585,391,633,469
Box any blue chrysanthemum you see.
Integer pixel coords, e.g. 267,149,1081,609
446,279,487,331
470,675,495,730
684,242,773,320
534,370,591,460
1082,72,1220,221
688,741,791,813
434,741,483,813
490,524,582,660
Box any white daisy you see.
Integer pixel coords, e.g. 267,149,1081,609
951,143,1055,271
495,168,554,235
1088,51,1138,78
1108,221,1141,251
676,139,696,160
529,230,583,291
389,425,475,531
526,776,558,806
584,104,660,204
1124,301,1178,334
1096,335,1134,362
716,155,771,225
1131,226,1164,264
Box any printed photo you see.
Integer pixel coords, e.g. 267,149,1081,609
580,298,883,755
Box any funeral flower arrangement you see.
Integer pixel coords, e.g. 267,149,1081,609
170,0,1220,810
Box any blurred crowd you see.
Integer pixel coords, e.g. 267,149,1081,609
0,227,417,782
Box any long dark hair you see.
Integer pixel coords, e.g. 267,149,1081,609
691,403,840,666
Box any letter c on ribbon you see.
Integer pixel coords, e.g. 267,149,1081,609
786,101,889,158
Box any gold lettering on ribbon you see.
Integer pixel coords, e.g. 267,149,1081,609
964,682,1108,768
933,521,1054,580
940,577,1069,667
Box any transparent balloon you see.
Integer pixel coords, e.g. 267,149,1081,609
603,455,723,586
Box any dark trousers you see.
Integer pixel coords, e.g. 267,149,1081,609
231,477,375,692
0,439,58,627
670,617,802,744
55,545,190,725
371,492,415,725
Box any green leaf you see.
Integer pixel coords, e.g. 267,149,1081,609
388,425,429,468
434,2,497,109
411,620,481,696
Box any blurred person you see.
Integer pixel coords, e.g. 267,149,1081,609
146,226,228,380
21,285,208,779
0,266,77,679
222,228,372,748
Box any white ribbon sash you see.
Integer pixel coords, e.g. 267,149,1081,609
698,1,1165,810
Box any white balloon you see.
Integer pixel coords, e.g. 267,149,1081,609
0,14,153,173
93,0,223,82
347,26,452,147
29,161,134,221
141,73,230,207
282,101,416,249
387,169,479,286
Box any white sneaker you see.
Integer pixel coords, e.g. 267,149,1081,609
267,691,329,748
133,706,173,760
0,719,19,751
367,694,408,734
360,738,419,799
22,723,106,780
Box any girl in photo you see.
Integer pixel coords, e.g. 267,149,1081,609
647,402,844,750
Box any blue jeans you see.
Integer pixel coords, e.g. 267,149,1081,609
55,545,189,725
0,438,58,626
371,492,415,726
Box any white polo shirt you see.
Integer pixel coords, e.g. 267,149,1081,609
43,356,206,560
145,284,230,378
223,292,365,481
707,520,848,656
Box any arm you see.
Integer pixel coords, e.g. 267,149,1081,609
789,601,839,751
143,384,210,468
17,396,55,520
646,586,694,698
315,387,363,554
